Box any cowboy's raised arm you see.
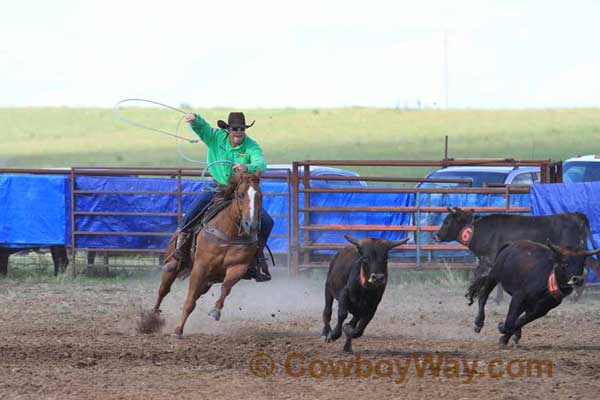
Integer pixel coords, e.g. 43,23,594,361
185,113,219,146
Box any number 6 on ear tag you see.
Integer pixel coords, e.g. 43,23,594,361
459,226,473,245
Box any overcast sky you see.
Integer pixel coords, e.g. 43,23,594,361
1,0,599,109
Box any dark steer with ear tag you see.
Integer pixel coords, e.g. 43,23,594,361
466,239,600,346
321,235,408,353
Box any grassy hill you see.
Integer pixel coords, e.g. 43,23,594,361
1,107,599,176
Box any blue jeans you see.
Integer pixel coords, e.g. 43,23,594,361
182,189,274,244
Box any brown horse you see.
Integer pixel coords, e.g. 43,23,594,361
153,172,263,338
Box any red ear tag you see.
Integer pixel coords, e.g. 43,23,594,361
548,271,563,300
359,263,367,287
459,226,473,245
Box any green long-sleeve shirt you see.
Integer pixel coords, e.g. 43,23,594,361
189,114,267,185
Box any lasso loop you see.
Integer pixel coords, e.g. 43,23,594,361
113,98,198,143
201,160,235,192
113,98,206,164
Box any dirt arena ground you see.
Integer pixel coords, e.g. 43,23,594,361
1,269,600,400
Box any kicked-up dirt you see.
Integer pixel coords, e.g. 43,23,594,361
1,270,600,399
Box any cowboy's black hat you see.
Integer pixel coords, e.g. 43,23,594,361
217,112,255,130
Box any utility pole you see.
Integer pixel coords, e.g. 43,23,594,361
443,29,449,109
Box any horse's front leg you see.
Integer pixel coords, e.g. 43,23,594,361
209,264,248,321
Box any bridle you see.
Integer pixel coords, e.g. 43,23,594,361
232,179,262,236
203,178,260,247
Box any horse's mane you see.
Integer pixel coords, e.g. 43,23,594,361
215,173,260,203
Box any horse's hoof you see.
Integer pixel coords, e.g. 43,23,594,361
474,325,482,333
208,308,221,321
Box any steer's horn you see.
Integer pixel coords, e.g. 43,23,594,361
344,235,362,248
546,239,562,255
386,237,410,250
583,247,600,257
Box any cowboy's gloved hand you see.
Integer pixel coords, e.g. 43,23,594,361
184,113,196,123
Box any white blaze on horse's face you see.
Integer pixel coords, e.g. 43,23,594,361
239,184,260,236
248,186,257,221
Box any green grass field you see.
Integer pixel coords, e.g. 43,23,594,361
1,107,600,176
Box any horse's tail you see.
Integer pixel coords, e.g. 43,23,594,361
164,232,177,262
465,275,491,306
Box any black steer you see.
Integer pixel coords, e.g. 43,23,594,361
466,239,600,346
0,245,68,277
434,207,598,302
321,235,408,353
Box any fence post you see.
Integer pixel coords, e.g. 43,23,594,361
415,190,421,269
70,168,77,277
177,169,182,225
286,168,292,274
302,164,311,265
291,162,300,276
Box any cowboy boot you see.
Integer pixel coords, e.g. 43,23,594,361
254,249,272,282
161,230,192,273
248,244,271,282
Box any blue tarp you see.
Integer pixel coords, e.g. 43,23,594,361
303,186,413,254
71,176,290,251
0,174,68,247
531,182,600,282
413,192,531,258
2,173,598,282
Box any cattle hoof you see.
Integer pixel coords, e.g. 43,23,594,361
325,332,336,343
498,337,509,347
342,324,355,338
343,346,353,354
208,308,221,321
497,322,505,333
473,324,482,333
